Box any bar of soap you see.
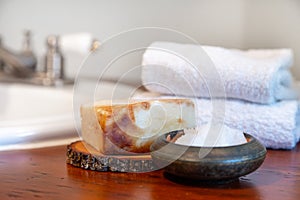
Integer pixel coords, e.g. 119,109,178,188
175,124,247,147
81,99,195,154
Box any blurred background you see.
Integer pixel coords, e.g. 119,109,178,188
0,0,300,150
0,0,300,82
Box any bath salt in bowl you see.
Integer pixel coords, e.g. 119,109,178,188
175,125,247,147
150,128,266,184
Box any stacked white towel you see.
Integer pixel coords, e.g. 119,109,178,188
136,92,299,149
141,42,300,149
142,42,297,104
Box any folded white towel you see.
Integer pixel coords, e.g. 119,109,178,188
134,92,300,149
194,99,300,150
142,42,297,104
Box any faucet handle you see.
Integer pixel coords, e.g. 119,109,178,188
47,35,60,50
45,35,64,80
21,30,37,72
22,30,33,54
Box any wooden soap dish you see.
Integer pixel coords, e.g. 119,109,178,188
66,141,154,172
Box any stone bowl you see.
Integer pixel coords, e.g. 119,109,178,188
150,131,267,184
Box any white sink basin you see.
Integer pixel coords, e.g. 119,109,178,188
0,81,144,151
0,83,77,150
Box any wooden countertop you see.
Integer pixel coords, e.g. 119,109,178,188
0,142,299,200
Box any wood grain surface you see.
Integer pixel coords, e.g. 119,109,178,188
0,143,299,200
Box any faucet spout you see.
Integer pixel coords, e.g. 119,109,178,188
0,46,37,77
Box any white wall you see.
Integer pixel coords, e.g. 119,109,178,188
0,0,245,48
0,0,299,82
244,0,300,80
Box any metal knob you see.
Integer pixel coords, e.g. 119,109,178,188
21,30,37,72
45,35,64,79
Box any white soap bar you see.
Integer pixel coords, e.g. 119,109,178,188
175,124,247,147
81,99,195,154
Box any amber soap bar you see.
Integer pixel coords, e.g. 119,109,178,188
81,99,195,155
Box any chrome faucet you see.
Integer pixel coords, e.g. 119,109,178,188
0,31,37,78
0,31,99,86
0,31,72,86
